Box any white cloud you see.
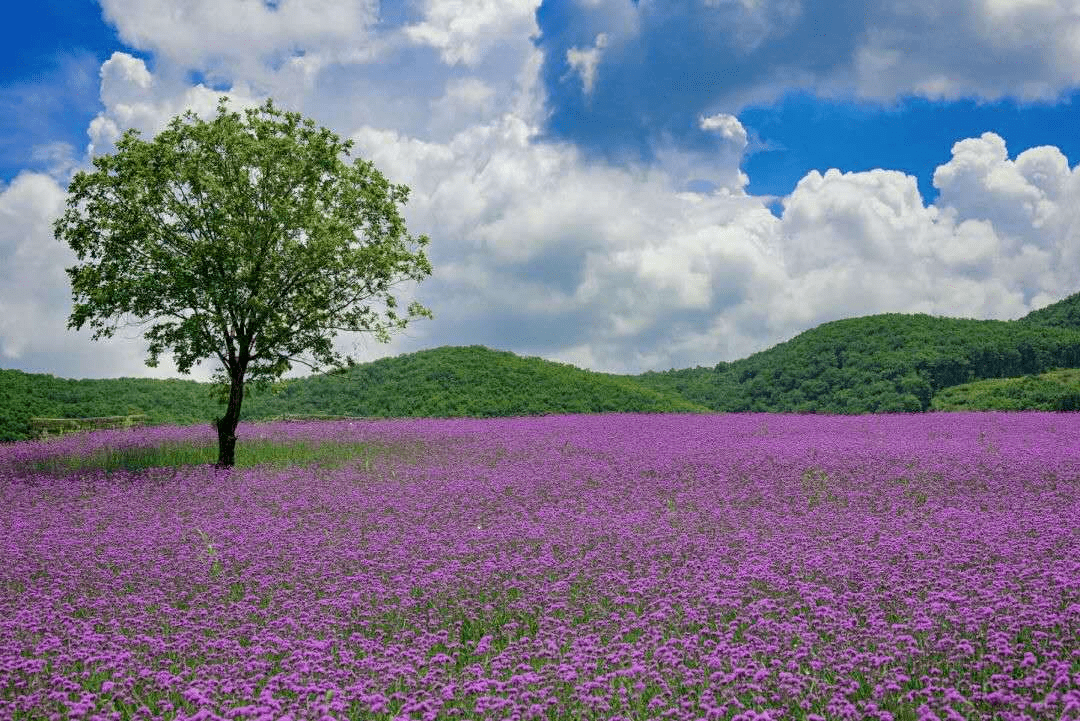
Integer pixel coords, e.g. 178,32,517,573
0,174,69,360
933,132,1077,248
699,113,749,149
3,0,1080,382
402,0,541,67
563,33,609,97
430,76,498,134
340,105,790,370
87,53,269,162
28,142,83,185
0,171,207,379
846,0,1080,104
772,134,1080,331
98,0,383,72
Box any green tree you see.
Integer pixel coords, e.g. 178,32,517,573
52,96,433,467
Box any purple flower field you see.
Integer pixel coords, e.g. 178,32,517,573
1,412,1078,721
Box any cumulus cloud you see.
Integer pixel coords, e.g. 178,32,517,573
533,0,1080,177
430,76,498,136
2,0,1080,382
780,168,937,275
86,53,269,162
345,113,1078,371
699,113,749,149
772,132,1079,329
98,0,384,76
933,132,1076,247
401,0,541,67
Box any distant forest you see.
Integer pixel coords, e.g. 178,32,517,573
3,291,1080,443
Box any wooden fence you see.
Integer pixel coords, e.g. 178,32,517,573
28,413,378,441
29,414,150,441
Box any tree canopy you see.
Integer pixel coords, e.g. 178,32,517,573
51,96,432,466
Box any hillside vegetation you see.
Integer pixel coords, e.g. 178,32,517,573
242,346,709,419
636,302,1080,413
4,291,1080,443
0,346,707,443
1016,291,1080,330
930,368,1080,411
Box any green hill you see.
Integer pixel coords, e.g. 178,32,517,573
1017,290,1080,329
0,370,226,444
5,291,1080,443
242,345,709,420
0,346,708,443
634,294,1080,413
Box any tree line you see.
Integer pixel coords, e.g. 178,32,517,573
6,299,1080,443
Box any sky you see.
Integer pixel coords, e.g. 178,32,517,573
2,0,1080,383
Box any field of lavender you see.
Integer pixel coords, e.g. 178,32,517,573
1,412,1078,721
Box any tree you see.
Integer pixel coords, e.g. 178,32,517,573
53,96,433,468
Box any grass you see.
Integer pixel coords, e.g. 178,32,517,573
930,367,1080,410
15,435,423,478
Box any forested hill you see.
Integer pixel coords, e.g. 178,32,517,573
242,346,709,419
4,292,1080,443
0,346,708,443
1017,290,1080,329
634,291,1080,413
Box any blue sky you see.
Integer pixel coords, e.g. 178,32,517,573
2,0,1079,380
0,0,113,182
6,1,1080,215
740,91,1080,214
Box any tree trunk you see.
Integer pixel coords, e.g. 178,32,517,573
215,370,245,469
